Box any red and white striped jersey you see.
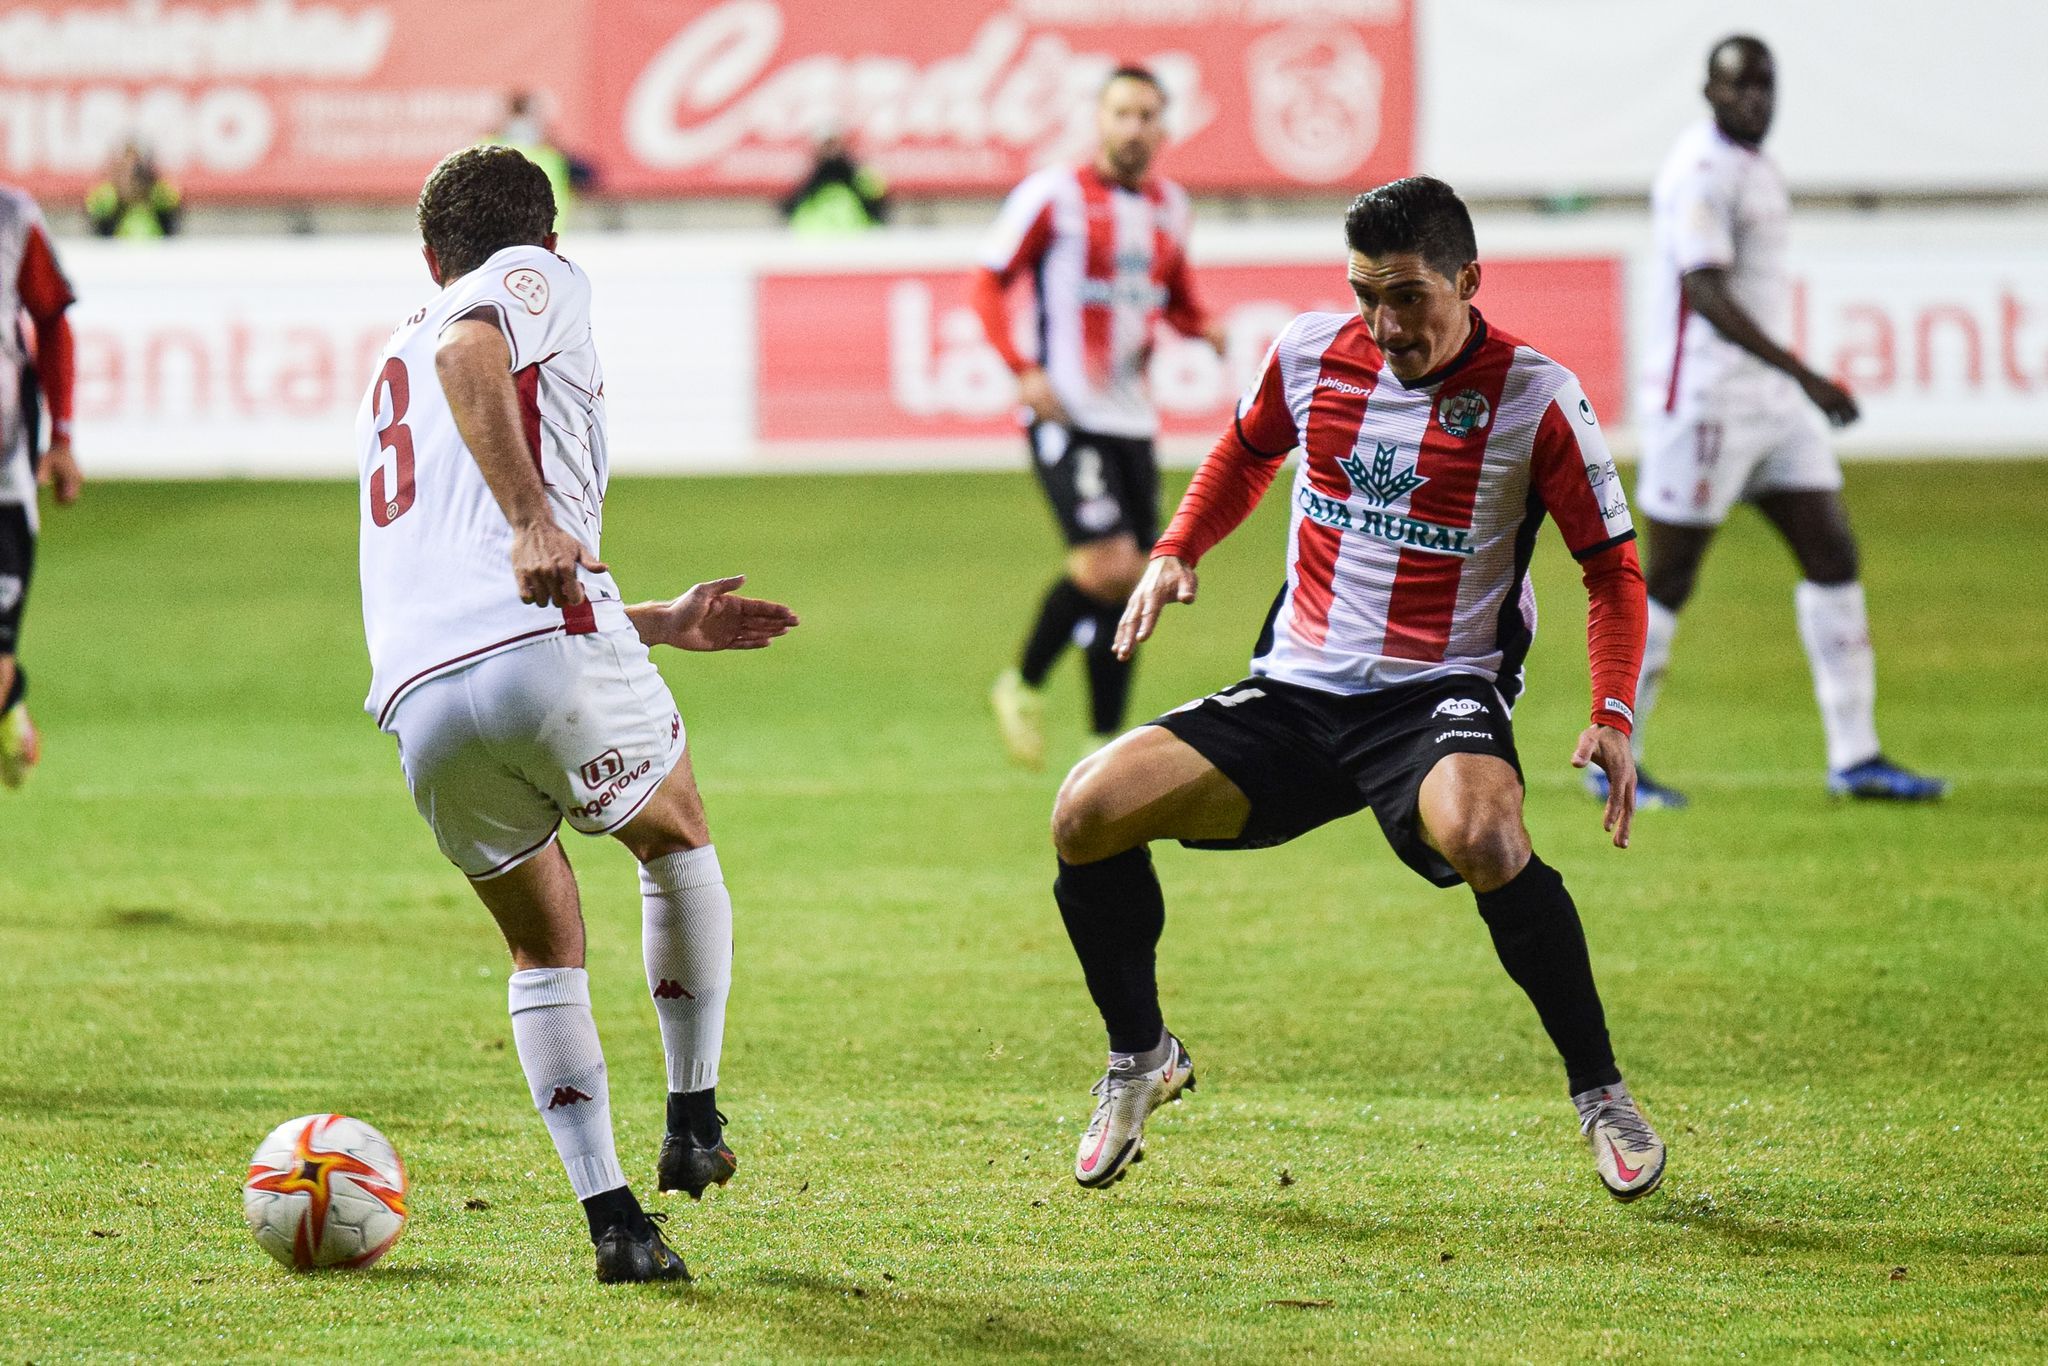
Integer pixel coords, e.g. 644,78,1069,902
1230,311,1635,710
1641,119,1800,415
978,164,1205,437
0,185,75,523
357,244,626,728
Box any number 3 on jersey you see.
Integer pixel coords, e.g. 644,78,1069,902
370,356,417,527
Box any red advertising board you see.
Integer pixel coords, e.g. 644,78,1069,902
757,257,1626,446
0,0,1409,200
0,0,592,200
596,0,1413,195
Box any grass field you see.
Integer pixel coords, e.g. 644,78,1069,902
2,463,2045,1361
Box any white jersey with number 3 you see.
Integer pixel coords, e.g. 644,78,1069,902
357,244,626,729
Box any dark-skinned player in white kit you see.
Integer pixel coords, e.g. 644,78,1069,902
1049,177,1668,1202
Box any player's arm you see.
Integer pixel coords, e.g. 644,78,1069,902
1681,267,1857,426
973,179,1065,424
625,576,799,653
1158,240,1227,356
1114,344,1296,659
20,222,80,505
1532,385,1646,848
434,318,604,609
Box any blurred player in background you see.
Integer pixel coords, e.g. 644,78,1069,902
1050,177,1666,1202
484,91,594,230
979,66,1227,768
0,182,81,789
1620,34,1947,806
779,130,890,234
85,142,183,240
358,147,797,1281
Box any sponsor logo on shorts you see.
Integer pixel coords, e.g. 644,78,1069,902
0,575,20,613
1435,728,1494,743
1437,389,1493,439
580,749,626,787
1432,697,1483,719
565,757,651,823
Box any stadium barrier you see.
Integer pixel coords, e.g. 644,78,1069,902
62,210,2048,476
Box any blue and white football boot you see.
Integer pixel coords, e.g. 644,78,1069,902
1827,754,1949,802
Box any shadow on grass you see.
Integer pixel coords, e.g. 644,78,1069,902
683,1267,1096,1359
1641,1202,2048,1261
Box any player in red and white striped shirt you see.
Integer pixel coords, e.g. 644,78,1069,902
977,66,1225,768
0,183,81,789
1049,178,1666,1202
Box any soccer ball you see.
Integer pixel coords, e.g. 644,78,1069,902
243,1113,409,1271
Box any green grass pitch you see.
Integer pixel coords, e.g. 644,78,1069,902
3,463,2044,1361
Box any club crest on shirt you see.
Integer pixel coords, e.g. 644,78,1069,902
1339,441,1427,507
1437,389,1492,439
503,267,550,315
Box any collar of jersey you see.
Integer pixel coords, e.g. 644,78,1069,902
1391,308,1490,391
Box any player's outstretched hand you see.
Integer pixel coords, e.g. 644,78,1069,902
645,575,800,652
1114,555,1196,661
38,439,81,505
1799,370,1860,428
1016,367,1070,427
1571,723,1636,849
512,520,606,609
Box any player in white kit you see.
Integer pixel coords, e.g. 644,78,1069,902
1622,35,1945,806
358,147,798,1282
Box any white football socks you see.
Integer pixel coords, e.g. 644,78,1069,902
1630,598,1680,761
1795,580,1881,772
640,845,733,1095
507,967,626,1200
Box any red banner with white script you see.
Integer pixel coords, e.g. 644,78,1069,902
0,0,1409,201
756,257,1625,445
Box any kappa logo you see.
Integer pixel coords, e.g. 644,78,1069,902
580,749,625,787
652,979,695,1001
1432,697,1483,719
503,267,550,315
546,1086,593,1110
1437,389,1492,439
1339,441,1428,507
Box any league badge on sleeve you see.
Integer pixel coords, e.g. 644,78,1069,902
1437,389,1492,439
503,268,550,315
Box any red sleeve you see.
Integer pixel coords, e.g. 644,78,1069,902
1152,349,1296,565
1531,386,1642,731
19,223,76,439
1159,246,1209,339
970,267,1030,376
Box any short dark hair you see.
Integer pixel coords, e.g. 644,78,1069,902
1101,64,1165,102
1708,33,1771,80
417,145,555,280
1343,176,1477,280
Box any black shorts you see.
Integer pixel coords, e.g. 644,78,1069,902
1027,421,1159,549
1150,673,1523,888
0,503,32,657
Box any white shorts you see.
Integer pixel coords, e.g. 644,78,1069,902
386,629,684,879
1636,400,1841,527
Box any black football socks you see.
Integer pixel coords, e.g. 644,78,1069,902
666,1087,721,1145
581,1184,646,1242
1020,577,1094,687
1083,604,1135,736
1473,854,1623,1095
1055,847,1167,1054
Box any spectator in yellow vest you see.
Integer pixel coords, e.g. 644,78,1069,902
484,91,594,231
85,143,182,240
780,133,890,235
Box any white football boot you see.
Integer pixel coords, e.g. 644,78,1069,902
990,669,1046,770
1575,1082,1667,1201
1073,1034,1195,1188
0,703,38,790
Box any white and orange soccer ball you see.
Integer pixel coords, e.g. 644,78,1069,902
243,1113,409,1271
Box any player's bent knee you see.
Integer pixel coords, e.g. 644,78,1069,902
1052,760,1134,865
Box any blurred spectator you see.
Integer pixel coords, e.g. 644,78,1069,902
484,91,594,230
780,133,890,234
85,143,181,239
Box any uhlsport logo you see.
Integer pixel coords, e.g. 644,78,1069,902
1339,441,1427,507
1437,389,1492,439
1432,697,1483,719
580,749,625,787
